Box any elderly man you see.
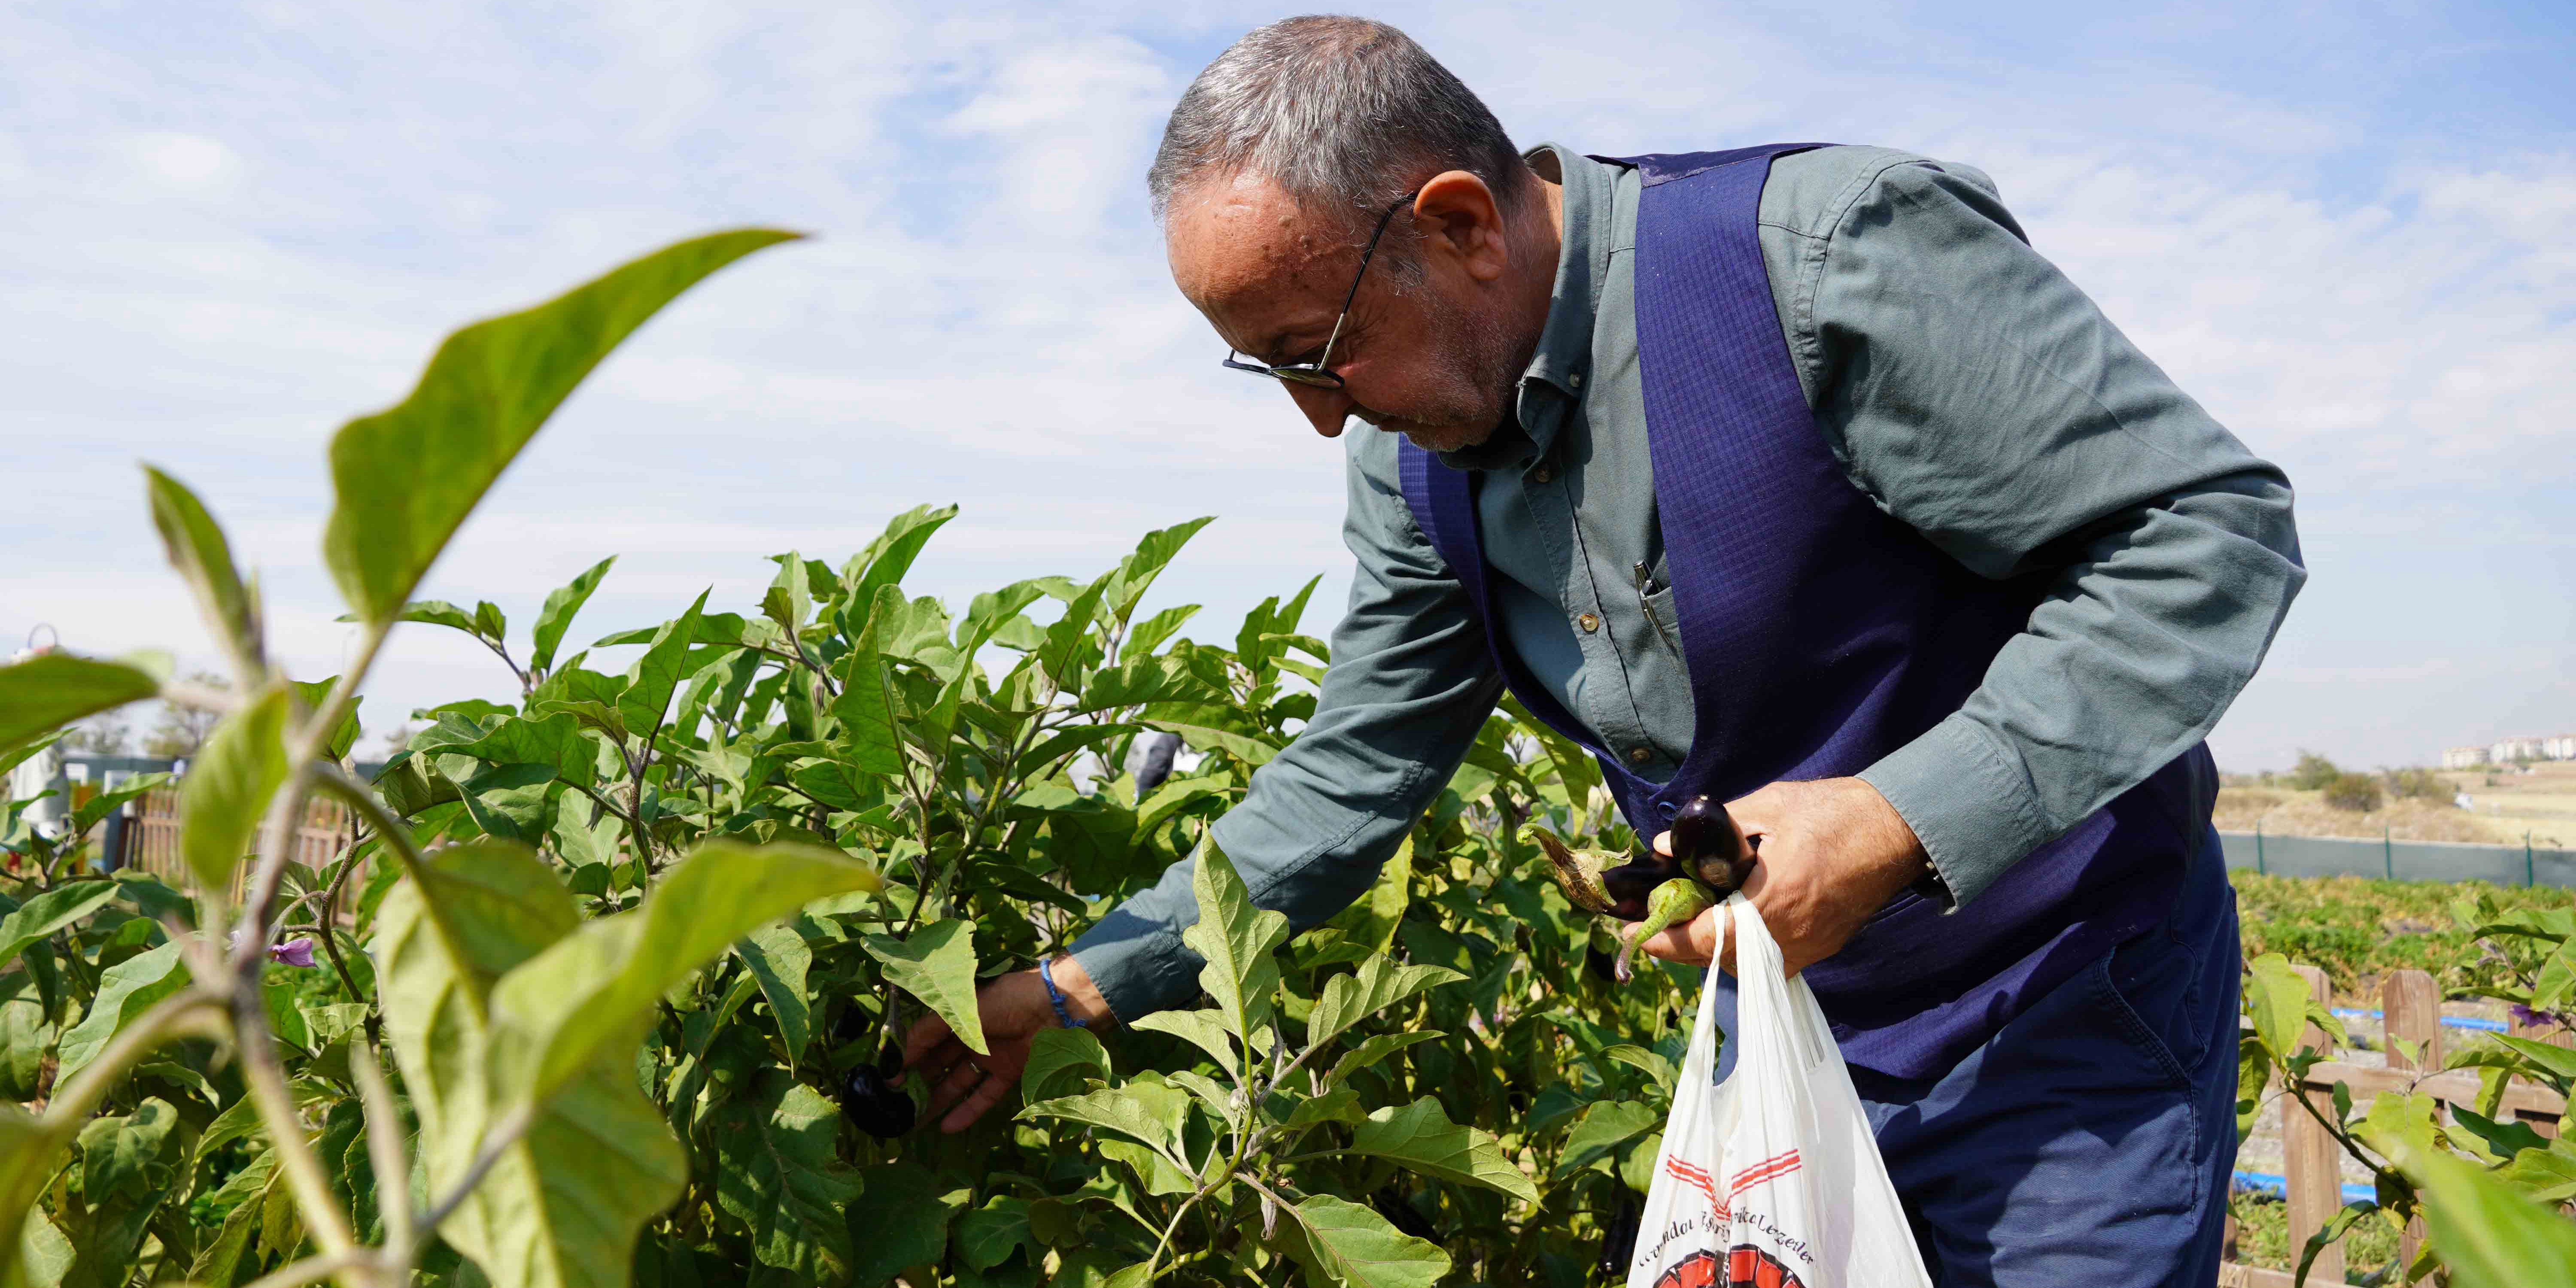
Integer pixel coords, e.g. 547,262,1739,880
907,15,2303,1285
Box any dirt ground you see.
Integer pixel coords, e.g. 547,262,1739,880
2216,760,2576,848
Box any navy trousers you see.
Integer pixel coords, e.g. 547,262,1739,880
1710,829,2242,1287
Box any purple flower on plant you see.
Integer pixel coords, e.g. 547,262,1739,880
269,938,318,969
2509,1003,2567,1032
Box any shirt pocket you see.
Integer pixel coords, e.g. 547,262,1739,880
1640,585,1684,659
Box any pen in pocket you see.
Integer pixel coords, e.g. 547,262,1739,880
1634,561,1680,652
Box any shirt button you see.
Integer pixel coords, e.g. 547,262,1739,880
1577,612,1599,633
1531,464,1553,484
1570,371,1586,388
1628,747,1651,764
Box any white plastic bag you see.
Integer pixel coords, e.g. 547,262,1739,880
1625,894,1933,1288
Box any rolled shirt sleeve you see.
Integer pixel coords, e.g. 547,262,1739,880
1068,428,1505,1020
1798,158,2307,906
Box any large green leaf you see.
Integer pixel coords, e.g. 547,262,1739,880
1019,1086,1189,1163
0,655,159,750
0,884,119,977
734,923,813,1063
1021,1027,1113,1104
75,1098,175,1205
2492,1034,2576,1083
67,774,168,838
1103,517,1215,626
838,504,957,638
863,919,987,1057
828,589,908,775
1553,1100,1659,1178
178,685,291,896
530,556,616,675
54,941,191,1091
1037,575,1113,688
1180,841,1289,1050
1303,838,1413,969
376,841,682,1288
1138,718,1280,768
324,229,800,623
2244,953,2312,1058
1274,1194,1450,1288
1129,1009,1239,1080
2399,1133,2576,1287
617,590,709,741
954,1195,1039,1272
1348,1097,1537,1204
0,1106,69,1286
426,714,602,791
485,840,877,1110
141,467,261,678
1305,955,1462,1053
710,1076,862,1282
843,1160,965,1286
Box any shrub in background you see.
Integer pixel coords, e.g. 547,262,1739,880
2323,772,2385,813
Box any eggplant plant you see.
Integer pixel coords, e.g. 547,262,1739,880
9,222,2567,1288
2236,897,2576,1286
0,229,1698,1288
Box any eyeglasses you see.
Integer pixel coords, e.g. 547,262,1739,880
1221,190,1419,390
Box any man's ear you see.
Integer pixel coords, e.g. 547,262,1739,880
1412,170,1510,283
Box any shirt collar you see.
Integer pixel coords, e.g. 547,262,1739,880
1436,143,1613,473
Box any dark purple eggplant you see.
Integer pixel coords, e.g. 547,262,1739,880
1669,795,1754,893
1598,1196,1642,1278
840,1050,918,1138
1598,858,1670,920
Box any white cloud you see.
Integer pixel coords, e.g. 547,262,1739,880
1,0,2568,773
122,131,236,185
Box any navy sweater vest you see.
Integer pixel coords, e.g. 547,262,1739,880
1398,145,2210,1077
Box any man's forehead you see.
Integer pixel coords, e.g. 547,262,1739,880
1165,172,1349,315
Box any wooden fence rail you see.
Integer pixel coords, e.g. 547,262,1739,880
126,787,368,917
2218,965,2569,1287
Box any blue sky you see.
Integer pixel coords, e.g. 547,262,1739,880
3,1,2570,772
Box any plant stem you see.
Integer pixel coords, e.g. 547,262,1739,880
351,1036,414,1258
313,769,430,886
239,1248,377,1288
233,983,361,1259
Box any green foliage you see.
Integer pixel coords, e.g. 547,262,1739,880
0,230,1695,1288
323,229,799,623
2230,872,2576,991
2387,767,2451,802
2292,750,2344,792
2239,889,2576,1283
2323,773,2385,813
37,225,2570,1288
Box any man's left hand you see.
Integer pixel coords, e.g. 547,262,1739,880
1630,777,1930,978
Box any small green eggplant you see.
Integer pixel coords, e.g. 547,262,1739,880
1616,878,1715,982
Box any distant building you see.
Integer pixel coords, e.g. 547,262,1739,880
2493,735,2549,764
2547,734,2576,761
2442,745,2489,770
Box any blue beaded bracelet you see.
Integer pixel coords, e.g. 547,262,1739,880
1040,957,1088,1030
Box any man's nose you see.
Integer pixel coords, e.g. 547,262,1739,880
1288,383,1355,438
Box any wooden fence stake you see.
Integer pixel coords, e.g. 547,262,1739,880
2285,964,2345,1286
2382,969,2440,1272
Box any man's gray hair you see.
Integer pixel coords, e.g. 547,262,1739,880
1147,15,1528,235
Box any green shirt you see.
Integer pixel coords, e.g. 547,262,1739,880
1073,144,2305,1021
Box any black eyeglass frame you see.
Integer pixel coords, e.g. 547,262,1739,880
1220,190,1420,389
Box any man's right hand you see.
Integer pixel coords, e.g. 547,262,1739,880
898,954,1113,1133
